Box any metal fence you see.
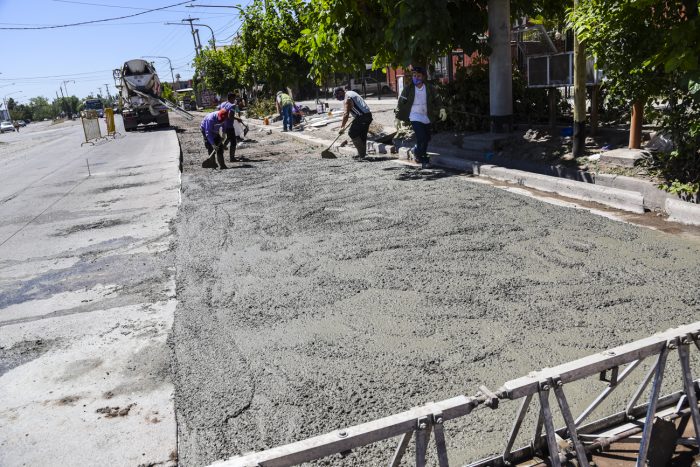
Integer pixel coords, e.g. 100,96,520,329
527,52,602,88
210,322,700,467
80,110,103,146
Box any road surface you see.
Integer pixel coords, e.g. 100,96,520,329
0,118,179,466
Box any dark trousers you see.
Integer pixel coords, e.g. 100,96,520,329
201,130,226,168
411,120,431,160
225,128,237,160
281,104,293,131
349,113,372,141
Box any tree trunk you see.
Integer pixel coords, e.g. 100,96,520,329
629,100,643,149
572,0,587,157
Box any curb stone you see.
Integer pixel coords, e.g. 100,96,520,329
246,122,700,220
666,198,700,226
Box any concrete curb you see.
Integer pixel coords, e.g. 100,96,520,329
477,165,645,214
247,122,700,219
666,198,700,226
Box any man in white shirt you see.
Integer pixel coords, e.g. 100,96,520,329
395,66,447,168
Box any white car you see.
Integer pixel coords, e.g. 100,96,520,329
0,121,15,133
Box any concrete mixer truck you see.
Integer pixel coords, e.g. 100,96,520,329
113,59,193,131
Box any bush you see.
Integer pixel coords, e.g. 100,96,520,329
435,62,566,132
245,97,277,119
641,78,700,201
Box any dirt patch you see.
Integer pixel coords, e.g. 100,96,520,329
52,218,129,236
96,402,136,418
0,340,55,376
56,395,81,406
93,182,151,193
0,339,59,377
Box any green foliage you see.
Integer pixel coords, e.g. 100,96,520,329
294,0,567,82
239,0,311,93
245,98,277,119
161,82,175,102
572,0,700,193
436,61,565,132
28,96,54,121
436,62,491,132
194,46,245,95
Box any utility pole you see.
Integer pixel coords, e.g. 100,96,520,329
58,85,69,118
179,17,202,57
142,56,175,85
104,84,111,99
572,0,587,158
62,80,75,118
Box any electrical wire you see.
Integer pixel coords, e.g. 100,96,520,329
50,0,234,16
0,0,194,30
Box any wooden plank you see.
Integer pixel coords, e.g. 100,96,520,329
213,396,475,467
499,322,700,400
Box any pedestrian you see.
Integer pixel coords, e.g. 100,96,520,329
218,92,247,162
275,90,294,132
200,108,229,169
395,66,447,168
334,86,373,160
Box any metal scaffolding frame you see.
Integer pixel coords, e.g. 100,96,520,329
209,322,700,467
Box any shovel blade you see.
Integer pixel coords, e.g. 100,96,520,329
321,150,337,159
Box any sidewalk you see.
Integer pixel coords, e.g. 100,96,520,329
250,116,700,227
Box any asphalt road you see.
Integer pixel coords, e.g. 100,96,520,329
0,118,179,466
172,116,700,465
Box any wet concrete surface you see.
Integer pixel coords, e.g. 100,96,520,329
172,114,700,465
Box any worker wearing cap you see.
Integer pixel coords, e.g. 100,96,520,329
200,108,229,169
335,86,373,159
395,66,447,168
275,90,294,132
218,92,248,162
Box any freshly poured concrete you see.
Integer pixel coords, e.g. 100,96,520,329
0,119,179,466
173,122,700,465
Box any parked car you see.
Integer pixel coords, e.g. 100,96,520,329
349,77,392,95
0,121,16,133
17,120,27,127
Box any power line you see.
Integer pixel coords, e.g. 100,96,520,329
0,0,194,30
0,70,114,81
50,0,234,15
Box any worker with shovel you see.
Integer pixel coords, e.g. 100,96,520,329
218,92,248,162
200,108,229,169
335,86,373,160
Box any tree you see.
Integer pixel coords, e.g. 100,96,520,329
161,82,176,103
193,45,245,96
294,0,567,82
240,0,312,94
572,0,700,195
28,96,54,121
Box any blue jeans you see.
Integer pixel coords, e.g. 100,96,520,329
411,120,431,160
281,104,293,131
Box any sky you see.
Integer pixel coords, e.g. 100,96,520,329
0,0,249,105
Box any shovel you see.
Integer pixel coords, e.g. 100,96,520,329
320,126,348,159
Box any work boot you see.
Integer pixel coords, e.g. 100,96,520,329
351,137,366,159
216,151,227,169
